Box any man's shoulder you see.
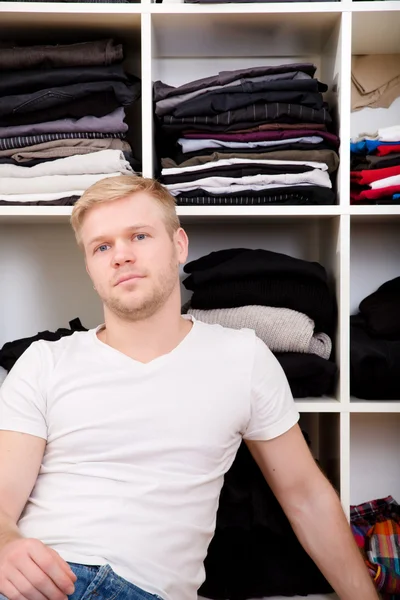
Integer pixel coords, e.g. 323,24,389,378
193,318,257,350
30,328,94,365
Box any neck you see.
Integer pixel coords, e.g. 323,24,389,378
98,297,192,364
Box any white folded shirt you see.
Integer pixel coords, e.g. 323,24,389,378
0,191,84,202
351,125,400,143
370,174,400,190
0,150,133,179
0,172,123,195
161,156,328,176
165,170,331,194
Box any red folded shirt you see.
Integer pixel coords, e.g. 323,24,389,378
376,144,400,157
351,185,400,203
351,165,400,185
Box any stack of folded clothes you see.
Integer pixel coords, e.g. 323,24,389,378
0,39,141,206
182,247,337,397
350,126,400,204
351,277,400,399
155,63,339,206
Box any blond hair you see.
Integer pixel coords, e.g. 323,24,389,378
70,175,180,248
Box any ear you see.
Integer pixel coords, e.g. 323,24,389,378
175,227,189,265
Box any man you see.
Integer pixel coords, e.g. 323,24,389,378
0,175,378,600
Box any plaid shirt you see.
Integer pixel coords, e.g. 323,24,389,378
350,495,400,600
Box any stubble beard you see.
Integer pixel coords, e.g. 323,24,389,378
104,256,179,322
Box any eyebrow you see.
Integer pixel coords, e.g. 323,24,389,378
88,224,155,248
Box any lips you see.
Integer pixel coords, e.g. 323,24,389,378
115,274,144,286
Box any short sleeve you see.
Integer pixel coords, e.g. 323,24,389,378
0,342,48,440
243,336,299,441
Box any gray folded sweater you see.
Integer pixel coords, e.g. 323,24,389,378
188,305,332,359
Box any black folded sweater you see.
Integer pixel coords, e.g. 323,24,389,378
359,276,400,339
276,352,337,398
351,314,400,400
183,248,335,333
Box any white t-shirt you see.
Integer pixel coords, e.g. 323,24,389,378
0,315,299,600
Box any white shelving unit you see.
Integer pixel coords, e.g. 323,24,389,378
1,2,399,599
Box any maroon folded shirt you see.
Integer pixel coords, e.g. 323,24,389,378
184,129,339,148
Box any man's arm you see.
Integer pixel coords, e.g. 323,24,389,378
246,423,379,600
0,430,46,549
0,429,76,600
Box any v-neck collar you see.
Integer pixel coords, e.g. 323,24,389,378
91,314,197,369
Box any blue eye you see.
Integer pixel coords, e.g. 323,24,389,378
97,244,110,253
134,234,148,241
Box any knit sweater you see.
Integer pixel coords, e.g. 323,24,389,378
188,305,332,359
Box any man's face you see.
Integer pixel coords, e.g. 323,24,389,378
81,192,188,321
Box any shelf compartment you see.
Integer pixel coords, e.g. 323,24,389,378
350,219,400,318
350,413,400,505
0,8,142,166
151,12,341,57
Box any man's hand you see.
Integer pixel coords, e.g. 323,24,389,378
0,538,77,600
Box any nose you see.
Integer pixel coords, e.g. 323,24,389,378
111,241,137,268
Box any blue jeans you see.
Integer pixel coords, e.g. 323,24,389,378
0,563,163,600
67,563,163,600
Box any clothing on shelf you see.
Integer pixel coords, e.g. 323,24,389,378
0,139,131,164
182,247,336,398
0,195,79,206
275,352,337,398
154,63,339,206
0,108,128,138
154,65,318,99
0,39,141,205
0,150,132,179
162,148,340,173
173,186,335,206
0,39,124,70
352,55,400,112
199,441,333,599
351,277,400,399
187,305,332,359
183,247,336,332
350,126,400,204
351,495,400,599
359,277,400,339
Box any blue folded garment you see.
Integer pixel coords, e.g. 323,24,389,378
350,140,400,154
